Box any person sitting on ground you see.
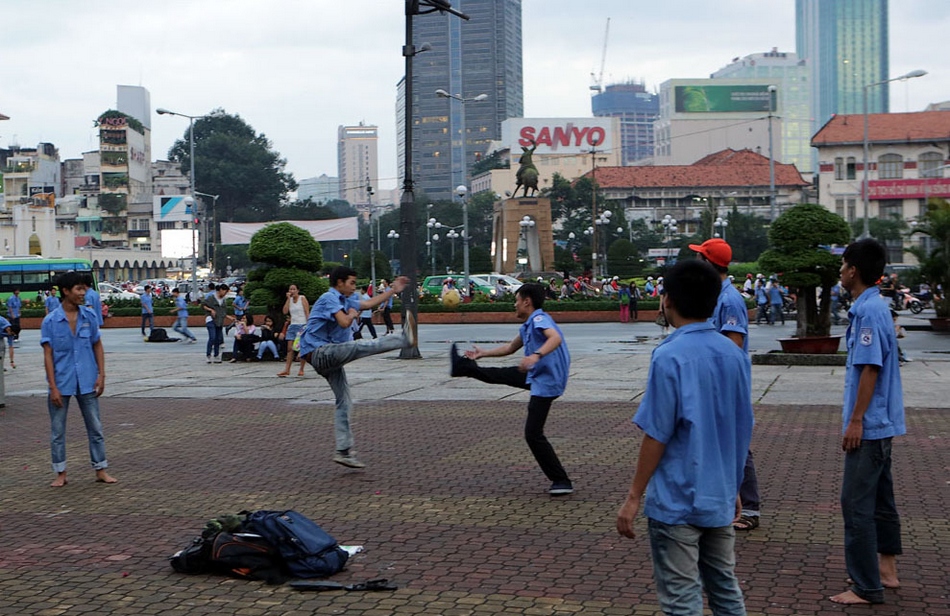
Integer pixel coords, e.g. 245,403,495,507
230,314,260,362
256,316,280,361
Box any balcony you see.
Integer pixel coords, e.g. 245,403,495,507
128,229,151,239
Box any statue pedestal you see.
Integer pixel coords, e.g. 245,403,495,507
491,198,554,275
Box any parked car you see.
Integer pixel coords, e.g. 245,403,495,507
421,275,494,298
98,283,140,301
475,274,523,296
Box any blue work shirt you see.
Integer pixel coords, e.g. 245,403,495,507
7,294,21,318
519,309,570,397
233,294,248,316
634,321,753,527
710,278,749,353
0,315,11,338
45,295,61,313
768,284,784,305
754,284,768,305
40,306,102,396
84,287,104,326
297,288,362,355
140,292,153,315
843,287,905,440
175,295,190,318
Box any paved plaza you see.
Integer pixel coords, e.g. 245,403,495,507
1,324,948,615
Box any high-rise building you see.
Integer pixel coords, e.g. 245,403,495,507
712,49,813,173
397,0,523,200
297,174,341,204
591,81,659,165
796,0,889,127
338,123,378,206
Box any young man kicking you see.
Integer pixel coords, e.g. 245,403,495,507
448,283,573,496
296,267,415,469
616,260,752,616
830,238,905,605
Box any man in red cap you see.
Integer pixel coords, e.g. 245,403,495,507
688,238,761,532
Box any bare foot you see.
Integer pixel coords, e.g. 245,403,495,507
50,473,68,487
847,576,900,590
879,554,900,589
830,590,872,605
95,471,118,484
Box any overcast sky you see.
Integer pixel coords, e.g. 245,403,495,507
1,0,945,193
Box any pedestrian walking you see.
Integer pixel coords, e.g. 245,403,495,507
356,286,378,339
449,283,574,496
171,288,197,343
296,267,415,469
7,288,22,341
616,259,752,616
768,276,785,325
202,284,231,363
140,284,155,336
41,271,117,487
82,274,104,327
830,238,905,606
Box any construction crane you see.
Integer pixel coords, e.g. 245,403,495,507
589,17,610,93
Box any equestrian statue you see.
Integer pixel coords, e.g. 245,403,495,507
514,142,539,198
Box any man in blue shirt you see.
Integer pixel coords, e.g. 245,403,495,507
830,239,905,606
171,287,197,343
41,271,117,487
690,238,760,532
768,276,786,325
617,260,752,616
449,283,573,496
140,285,154,337
7,288,22,342
44,286,61,314
82,274,104,327
297,267,413,469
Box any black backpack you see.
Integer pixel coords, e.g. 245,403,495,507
243,510,349,578
210,532,285,584
148,328,170,342
170,536,212,575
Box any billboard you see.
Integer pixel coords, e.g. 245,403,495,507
674,85,772,113
502,118,617,155
160,229,197,259
154,195,196,223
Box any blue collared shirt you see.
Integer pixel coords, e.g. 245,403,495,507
7,294,21,318
140,292,153,315
711,278,749,353
297,288,362,355
233,294,248,316
634,321,753,527
45,295,61,312
519,309,570,397
175,295,190,318
40,306,102,396
844,287,905,440
84,287,104,326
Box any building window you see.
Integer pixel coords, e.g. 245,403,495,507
835,198,845,217
846,157,856,180
157,221,177,230
835,157,845,180
919,151,945,178
846,199,856,223
878,154,903,179
879,199,903,221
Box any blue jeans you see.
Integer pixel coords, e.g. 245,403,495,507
173,316,196,340
648,519,746,616
307,334,407,452
841,438,901,604
739,450,760,517
141,312,154,335
257,340,279,359
48,392,108,473
206,322,224,357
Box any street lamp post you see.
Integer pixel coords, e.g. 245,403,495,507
595,209,612,277
661,214,678,264
519,216,535,272
426,217,442,275
387,229,400,268
157,107,205,296
767,85,777,222
861,69,928,239
714,216,728,241
454,184,471,297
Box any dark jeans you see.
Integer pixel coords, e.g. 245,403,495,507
841,438,901,604
739,450,760,516
357,317,377,339
382,306,394,333
453,358,570,484
206,323,224,357
141,312,154,335
770,303,785,325
10,316,20,340
755,304,769,324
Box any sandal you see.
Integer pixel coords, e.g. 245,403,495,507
733,514,759,531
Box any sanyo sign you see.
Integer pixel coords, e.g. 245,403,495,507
502,118,617,155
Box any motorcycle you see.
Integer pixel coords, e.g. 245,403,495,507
891,286,924,314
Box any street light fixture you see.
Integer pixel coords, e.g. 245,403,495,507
861,69,928,239
387,229,400,273
714,216,729,241
157,107,205,295
455,184,470,296
519,216,535,272
661,214,679,264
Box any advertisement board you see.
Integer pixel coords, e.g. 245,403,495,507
154,195,196,223
674,85,772,113
160,229,196,259
501,118,616,155
868,178,950,200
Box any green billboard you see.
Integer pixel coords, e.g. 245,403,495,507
674,85,773,113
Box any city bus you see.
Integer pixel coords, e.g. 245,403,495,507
0,256,95,302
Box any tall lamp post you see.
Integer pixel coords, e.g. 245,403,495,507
595,209,612,277
426,217,442,275
454,184,470,296
387,229,400,272
861,69,928,239
157,107,205,295
766,85,777,222
714,216,728,241
661,214,678,264
518,216,535,273
400,1,469,359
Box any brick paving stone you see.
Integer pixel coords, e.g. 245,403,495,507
1,396,947,615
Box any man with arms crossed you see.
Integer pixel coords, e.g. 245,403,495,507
41,271,116,487
617,260,752,616
830,238,904,605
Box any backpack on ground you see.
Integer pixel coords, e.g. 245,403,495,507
170,536,213,575
148,328,171,342
242,510,349,579
210,532,285,584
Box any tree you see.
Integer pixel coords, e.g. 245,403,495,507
244,222,327,313
908,198,950,317
606,239,643,277
724,207,770,263
168,109,296,227
758,204,851,337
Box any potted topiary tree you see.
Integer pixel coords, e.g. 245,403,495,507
759,203,852,353
244,222,329,318
908,198,950,331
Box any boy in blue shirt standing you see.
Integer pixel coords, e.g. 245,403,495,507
830,238,904,606
449,283,573,496
617,260,752,615
7,288,22,342
41,272,116,487
140,285,154,337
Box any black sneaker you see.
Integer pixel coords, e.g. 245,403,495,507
549,481,574,496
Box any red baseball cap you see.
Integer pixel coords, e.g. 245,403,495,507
688,238,732,268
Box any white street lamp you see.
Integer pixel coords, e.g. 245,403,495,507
519,216,535,272
387,229,400,269
714,216,729,241
455,184,470,296
662,215,679,263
